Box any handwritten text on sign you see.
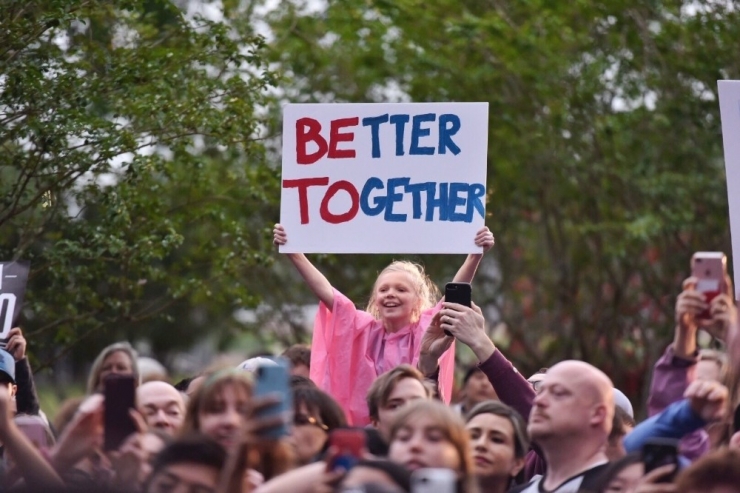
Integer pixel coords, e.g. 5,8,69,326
279,103,489,253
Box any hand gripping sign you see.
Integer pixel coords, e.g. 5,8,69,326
279,103,489,254
0,261,30,343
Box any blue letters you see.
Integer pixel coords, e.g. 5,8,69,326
438,114,461,155
362,114,389,158
385,177,410,222
410,113,436,155
389,114,410,156
360,177,386,216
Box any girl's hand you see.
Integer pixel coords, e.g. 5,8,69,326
474,227,495,253
274,224,288,246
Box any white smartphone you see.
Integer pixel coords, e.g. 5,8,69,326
411,468,457,493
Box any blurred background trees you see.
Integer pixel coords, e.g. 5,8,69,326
2,0,739,409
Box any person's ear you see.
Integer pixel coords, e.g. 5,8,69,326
590,404,608,427
510,457,526,477
10,384,17,398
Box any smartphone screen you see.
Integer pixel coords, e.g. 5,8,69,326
103,374,137,451
327,428,365,472
254,359,292,439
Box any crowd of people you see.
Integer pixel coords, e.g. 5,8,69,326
2,224,740,493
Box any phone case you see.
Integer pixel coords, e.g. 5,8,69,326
411,468,457,493
445,282,472,307
328,429,366,471
691,252,727,318
103,375,137,451
642,438,679,482
254,359,292,439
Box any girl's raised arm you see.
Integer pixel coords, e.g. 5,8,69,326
451,226,495,284
274,224,335,310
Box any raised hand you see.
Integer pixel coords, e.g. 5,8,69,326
474,226,495,253
6,327,27,362
440,302,495,363
685,379,729,422
274,224,288,246
418,312,454,376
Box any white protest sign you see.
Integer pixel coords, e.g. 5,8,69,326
719,81,740,299
279,103,489,253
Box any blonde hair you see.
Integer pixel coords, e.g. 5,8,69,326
86,342,140,394
366,261,440,322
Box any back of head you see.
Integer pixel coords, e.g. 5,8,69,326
138,356,168,383
676,448,740,493
282,344,311,368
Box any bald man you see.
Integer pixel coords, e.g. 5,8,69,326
510,360,614,493
137,381,185,436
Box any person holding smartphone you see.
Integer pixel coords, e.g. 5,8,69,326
273,223,494,426
646,264,736,462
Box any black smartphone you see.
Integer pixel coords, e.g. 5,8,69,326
443,283,472,336
254,359,292,439
642,438,679,483
103,374,137,451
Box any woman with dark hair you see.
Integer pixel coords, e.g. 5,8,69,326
289,386,347,465
464,400,529,493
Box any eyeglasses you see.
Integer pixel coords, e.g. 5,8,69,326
528,379,544,392
294,414,329,431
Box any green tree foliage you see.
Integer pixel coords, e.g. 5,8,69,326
1,0,280,366
261,0,740,398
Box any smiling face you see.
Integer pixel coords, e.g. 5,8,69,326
389,414,462,473
466,413,523,480
373,271,421,330
197,383,250,450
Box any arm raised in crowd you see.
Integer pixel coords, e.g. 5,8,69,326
646,277,734,460
450,227,495,284
273,224,334,310
418,302,535,421
7,327,40,416
0,386,64,490
625,380,728,453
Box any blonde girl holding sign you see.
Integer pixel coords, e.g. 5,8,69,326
273,223,494,426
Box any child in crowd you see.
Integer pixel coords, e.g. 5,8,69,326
273,223,495,425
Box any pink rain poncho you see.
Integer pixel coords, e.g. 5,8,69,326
310,288,456,426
